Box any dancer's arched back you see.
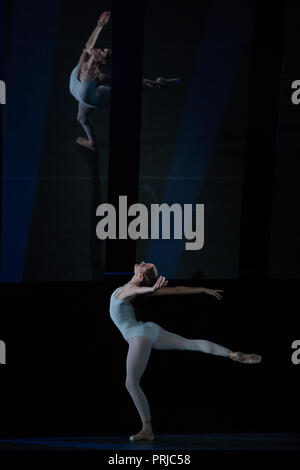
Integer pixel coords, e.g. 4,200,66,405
109,261,262,441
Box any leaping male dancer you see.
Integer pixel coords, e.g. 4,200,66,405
69,11,180,150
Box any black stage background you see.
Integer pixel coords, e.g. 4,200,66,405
0,279,298,437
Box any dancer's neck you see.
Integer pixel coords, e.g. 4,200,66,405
127,275,142,287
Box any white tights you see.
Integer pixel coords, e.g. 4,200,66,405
125,328,230,424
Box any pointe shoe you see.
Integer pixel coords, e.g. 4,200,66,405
76,137,96,150
129,429,155,441
233,352,262,364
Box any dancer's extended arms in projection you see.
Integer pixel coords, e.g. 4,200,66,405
152,285,223,300
77,12,110,65
143,77,180,88
143,79,162,88
85,11,110,50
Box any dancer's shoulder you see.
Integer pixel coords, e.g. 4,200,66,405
113,285,136,301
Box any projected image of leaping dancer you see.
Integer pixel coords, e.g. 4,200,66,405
110,262,262,441
70,11,180,150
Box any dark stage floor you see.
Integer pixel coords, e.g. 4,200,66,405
0,434,299,451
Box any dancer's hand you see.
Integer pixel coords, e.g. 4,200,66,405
98,11,111,27
144,77,180,89
156,77,169,87
144,78,167,89
143,79,162,89
204,289,223,300
152,276,168,292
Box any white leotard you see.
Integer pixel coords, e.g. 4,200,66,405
109,287,161,344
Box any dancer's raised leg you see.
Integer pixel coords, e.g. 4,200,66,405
126,336,155,441
76,102,96,150
153,328,261,363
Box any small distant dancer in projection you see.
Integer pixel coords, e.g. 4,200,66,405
109,261,262,441
69,11,180,150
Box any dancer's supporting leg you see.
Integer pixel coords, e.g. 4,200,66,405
76,102,96,150
126,336,155,441
153,328,261,364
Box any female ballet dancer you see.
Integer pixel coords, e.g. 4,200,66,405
70,11,180,150
109,261,262,441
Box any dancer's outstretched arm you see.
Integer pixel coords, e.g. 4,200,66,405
152,284,223,300
143,79,162,89
143,77,179,88
119,277,222,300
85,11,110,50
